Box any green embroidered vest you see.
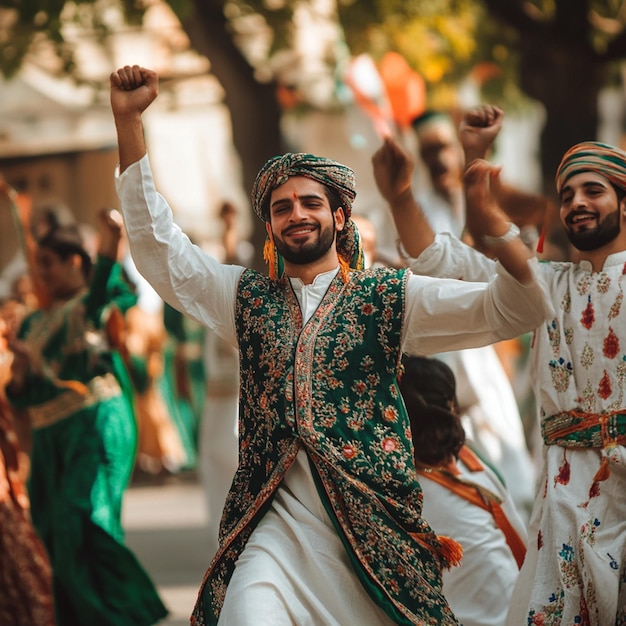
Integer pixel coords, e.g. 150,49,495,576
192,267,458,626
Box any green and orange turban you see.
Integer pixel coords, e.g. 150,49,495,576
251,152,364,280
555,141,626,195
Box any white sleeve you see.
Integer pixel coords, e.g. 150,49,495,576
408,232,498,282
115,155,243,347
401,259,553,356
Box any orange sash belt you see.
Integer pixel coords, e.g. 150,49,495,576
417,446,526,569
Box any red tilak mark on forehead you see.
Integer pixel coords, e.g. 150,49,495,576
292,192,298,200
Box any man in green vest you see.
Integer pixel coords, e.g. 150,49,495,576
110,65,552,626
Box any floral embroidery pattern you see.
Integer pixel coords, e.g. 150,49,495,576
558,542,580,588
580,380,595,413
581,296,595,330
528,590,567,625
603,327,620,359
598,370,612,400
579,517,600,547
609,289,623,319
577,274,592,296
596,273,611,294
547,320,560,355
549,358,573,392
580,343,594,368
529,260,626,626
553,449,570,487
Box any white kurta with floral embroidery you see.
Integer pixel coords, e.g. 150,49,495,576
116,158,551,626
411,233,626,626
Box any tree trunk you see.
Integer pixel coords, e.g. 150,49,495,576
182,0,286,271
518,36,604,198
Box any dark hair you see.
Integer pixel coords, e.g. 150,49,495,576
30,202,75,238
37,225,93,282
398,355,465,466
323,185,343,213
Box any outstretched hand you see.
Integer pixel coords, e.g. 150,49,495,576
110,65,159,119
459,104,503,163
372,136,415,206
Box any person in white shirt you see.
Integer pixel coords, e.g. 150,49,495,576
399,354,527,626
110,65,551,626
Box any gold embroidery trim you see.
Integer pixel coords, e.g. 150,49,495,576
29,373,122,430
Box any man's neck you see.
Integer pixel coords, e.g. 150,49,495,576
574,239,626,271
283,253,340,285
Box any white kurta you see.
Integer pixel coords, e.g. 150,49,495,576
115,156,551,625
412,233,626,626
419,453,527,626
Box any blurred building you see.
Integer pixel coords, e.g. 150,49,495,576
0,1,249,273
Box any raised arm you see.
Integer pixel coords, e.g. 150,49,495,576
372,135,435,258
111,65,242,347
460,104,549,239
110,65,159,173
463,159,535,284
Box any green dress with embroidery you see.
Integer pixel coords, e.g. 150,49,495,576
7,256,168,626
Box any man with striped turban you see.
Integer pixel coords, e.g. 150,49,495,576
384,105,626,625
110,67,552,626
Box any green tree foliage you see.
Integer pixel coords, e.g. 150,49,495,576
4,1,626,198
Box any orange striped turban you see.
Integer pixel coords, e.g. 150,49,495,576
555,141,626,195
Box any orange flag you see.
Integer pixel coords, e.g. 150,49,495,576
378,52,426,129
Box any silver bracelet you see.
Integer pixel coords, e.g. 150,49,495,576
482,222,520,248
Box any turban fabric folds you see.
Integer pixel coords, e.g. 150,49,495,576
251,152,364,280
555,141,626,195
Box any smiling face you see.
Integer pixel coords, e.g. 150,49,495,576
559,171,625,252
266,176,345,266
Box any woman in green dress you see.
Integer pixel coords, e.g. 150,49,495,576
6,209,167,626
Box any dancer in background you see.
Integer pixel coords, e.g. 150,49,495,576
5,208,167,625
0,310,55,626
406,108,547,523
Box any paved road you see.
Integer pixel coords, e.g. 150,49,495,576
122,473,213,626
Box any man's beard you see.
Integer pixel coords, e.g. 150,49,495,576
273,219,336,265
566,207,621,252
